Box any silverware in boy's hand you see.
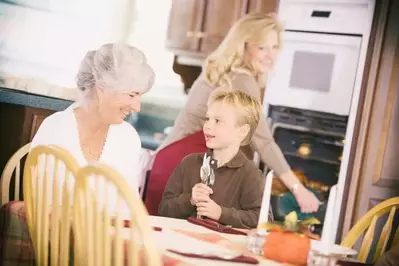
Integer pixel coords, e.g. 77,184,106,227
208,169,215,188
200,158,210,185
198,154,211,219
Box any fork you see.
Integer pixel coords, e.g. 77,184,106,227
197,157,210,219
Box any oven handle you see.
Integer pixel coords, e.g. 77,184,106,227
270,122,345,138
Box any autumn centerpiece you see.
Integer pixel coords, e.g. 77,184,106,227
258,211,321,265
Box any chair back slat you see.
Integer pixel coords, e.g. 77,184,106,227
50,160,61,265
60,169,73,266
93,177,102,266
358,215,378,262
14,161,21,200
374,207,396,262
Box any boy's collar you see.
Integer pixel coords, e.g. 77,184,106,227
204,149,246,169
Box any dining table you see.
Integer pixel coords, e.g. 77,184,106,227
146,217,371,266
0,201,280,265
0,201,371,266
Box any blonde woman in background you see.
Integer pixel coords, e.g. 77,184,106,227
146,12,321,215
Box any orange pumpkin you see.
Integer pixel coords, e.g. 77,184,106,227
263,231,311,266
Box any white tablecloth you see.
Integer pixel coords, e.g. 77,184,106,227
148,216,282,266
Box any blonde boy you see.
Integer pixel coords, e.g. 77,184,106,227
158,87,265,228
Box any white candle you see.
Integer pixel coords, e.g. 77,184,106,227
257,170,274,228
320,185,337,251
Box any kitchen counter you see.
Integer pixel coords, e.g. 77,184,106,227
0,73,187,110
0,87,73,111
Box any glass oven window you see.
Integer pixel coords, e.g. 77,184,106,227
289,51,335,92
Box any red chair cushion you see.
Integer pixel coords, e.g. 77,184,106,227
144,131,207,215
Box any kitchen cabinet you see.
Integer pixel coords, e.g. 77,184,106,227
0,102,54,201
166,0,279,58
247,0,279,13
165,0,205,55
199,0,247,53
0,102,55,175
24,107,55,142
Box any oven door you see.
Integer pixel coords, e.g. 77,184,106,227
265,31,362,116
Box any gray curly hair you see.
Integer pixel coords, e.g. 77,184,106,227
75,43,155,99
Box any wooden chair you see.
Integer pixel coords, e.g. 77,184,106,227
73,162,162,266
341,197,399,263
1,142,30,206
23,144,80,266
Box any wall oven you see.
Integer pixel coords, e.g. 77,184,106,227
263,0,376,242
266,32,361,116
265,0,373,116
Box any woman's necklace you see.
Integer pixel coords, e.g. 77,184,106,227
75,111,109,162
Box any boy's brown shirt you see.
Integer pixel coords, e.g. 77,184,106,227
158,150,264,229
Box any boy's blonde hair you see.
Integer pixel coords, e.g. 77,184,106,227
203,12,284,88
208,87,261,145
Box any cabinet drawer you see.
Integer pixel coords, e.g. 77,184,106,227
23,107,55,143
29,113,47,141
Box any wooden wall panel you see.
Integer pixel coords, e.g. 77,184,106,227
341,0,399,240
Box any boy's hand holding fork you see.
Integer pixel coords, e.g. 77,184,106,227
190,183,222,220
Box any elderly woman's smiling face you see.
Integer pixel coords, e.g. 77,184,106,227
76,43,155,125
97,88,142,124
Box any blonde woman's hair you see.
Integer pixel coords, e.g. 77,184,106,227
203,12,283,88
208,87,261,146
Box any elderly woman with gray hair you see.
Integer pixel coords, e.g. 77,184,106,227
30,43,155,192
